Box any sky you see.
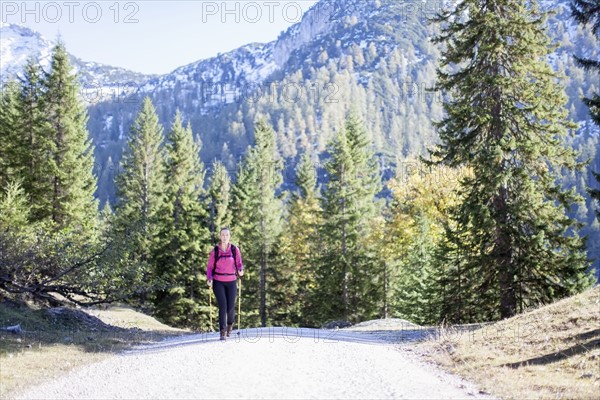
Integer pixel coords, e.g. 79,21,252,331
1,1,319,75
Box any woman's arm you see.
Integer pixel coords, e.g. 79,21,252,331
236,246,244,276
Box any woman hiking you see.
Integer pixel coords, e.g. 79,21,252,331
207,227,244,340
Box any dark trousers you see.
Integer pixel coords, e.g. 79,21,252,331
213,280,237,332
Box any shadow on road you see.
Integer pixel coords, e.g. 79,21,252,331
124,326,437,354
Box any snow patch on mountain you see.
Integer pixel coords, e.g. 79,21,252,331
1,23,152,91
0,23,52,80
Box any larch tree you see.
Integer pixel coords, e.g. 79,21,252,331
386,163,463,325
275,152,322,326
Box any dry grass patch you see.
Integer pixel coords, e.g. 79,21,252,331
419,287,600,399
0,300,190,398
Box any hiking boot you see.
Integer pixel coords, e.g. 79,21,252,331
226,324,233,337
220,329,226,341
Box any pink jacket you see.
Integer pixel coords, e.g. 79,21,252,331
207,243,244,282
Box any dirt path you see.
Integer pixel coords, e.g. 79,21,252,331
14,327,491,399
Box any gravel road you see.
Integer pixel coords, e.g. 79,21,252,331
15,327,491,399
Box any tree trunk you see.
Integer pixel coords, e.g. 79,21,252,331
490,82,516,319
495,186,516,319
260,243,267,327
383,262,388,319
341,195,349,321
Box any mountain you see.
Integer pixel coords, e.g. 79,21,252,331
81,0,598,186
0,23,53,78
85,0,446,190
1,0,599,275
0,23,153,93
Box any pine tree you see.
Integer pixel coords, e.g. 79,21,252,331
43,43,98,232
0,181,34,297
0,60,55,223
317,114,381,323
343,113,382,321
428,0,594,321
0,81,21,189
98,201,113,237
317,129,354,322
0,181,31,234
571,0,600,126
94,195,154,306
114,97,166,302
0,50,122,305
0,180,117,306
230,118,284,327
17,59,52,224
250,117,284,327
571,0,600,221
153,111,210,327
207,160,232,243
394,213,437,324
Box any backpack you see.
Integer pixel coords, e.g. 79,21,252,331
212,244,239,278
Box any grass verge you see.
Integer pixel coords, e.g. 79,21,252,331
0,299,190,398
418,286,600,399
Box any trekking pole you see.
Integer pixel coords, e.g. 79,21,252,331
237,277,242,334
209,288,214,332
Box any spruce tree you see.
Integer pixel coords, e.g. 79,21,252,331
0,81,21,189
43,43,98,232
0,180,119,305
98,201,113,237
17,59,52,224
571,0,600,126
394,213,436,325
114,97,166,301
251,117,284,328
0,181,31,234
343,114,382,321
571,0,600,221
95,195,154,306
153,111,210,327
1,60,54,223
230,118,284,327
0,181,34,298
429,0,593,321
317,114,381,323
318,129,354,322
